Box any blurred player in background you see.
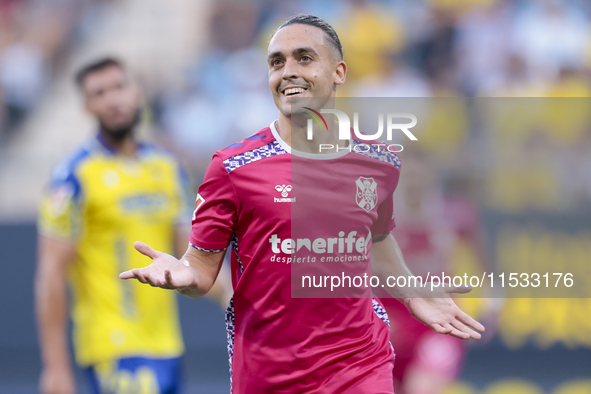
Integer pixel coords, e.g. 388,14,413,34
35,58,231,394
120,15,484,394
380,150,491,394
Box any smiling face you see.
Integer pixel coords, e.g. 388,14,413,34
267,23,346,118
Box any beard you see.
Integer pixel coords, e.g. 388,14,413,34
99,109,141,141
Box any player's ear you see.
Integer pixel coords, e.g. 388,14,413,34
334,60,346,87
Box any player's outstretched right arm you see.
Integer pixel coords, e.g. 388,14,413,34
120,241,226,299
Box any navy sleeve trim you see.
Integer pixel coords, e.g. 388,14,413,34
190,243,227,253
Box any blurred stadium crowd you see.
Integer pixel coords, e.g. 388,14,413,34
2,0,591,213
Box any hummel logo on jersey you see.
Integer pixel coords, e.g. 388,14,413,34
356,177,378,212
274,184,295,203
275,184,292,197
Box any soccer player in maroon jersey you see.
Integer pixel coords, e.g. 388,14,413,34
121,15,484,393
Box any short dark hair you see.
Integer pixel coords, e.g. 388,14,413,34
75,57,125,88
277,14,343,60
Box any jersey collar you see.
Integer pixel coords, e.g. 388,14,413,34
94,133,151,158
95,133,118,155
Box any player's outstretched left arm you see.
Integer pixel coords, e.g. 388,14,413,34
371,234,485,340
120,241,225,298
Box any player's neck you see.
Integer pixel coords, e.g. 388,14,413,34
276,115,346,154
99,131,138,158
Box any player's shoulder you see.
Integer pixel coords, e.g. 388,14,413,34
50,142,96,185
211,125,287,173
214,125,277,160
50,133,127,181
350,135,402,172
46,140,103,201
137,141,182,166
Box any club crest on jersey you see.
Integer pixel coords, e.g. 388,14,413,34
356,177,378,212
50,184,75,215
192,193,205,220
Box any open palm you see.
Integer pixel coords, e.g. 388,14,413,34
406,292,485,340
120,241,196,291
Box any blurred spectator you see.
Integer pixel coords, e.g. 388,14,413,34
455,0,514,95
561,128,591,209
0,0,24,52
512,0,590,87
209,0,259,51
484,129,562,212
0,0,95,138
0,38,47,128
415,7,458,90
336,0,405,83
482,54,545,96
547,67,591,97
426,0,500,16
0,85,5,139
352,53,432,97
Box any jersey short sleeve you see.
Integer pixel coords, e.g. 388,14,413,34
370,189,396,236
189,154,240,252
38,162,84,242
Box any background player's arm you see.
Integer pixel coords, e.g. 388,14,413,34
120,241,225,299
35,235,77,394
371,233,484,340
